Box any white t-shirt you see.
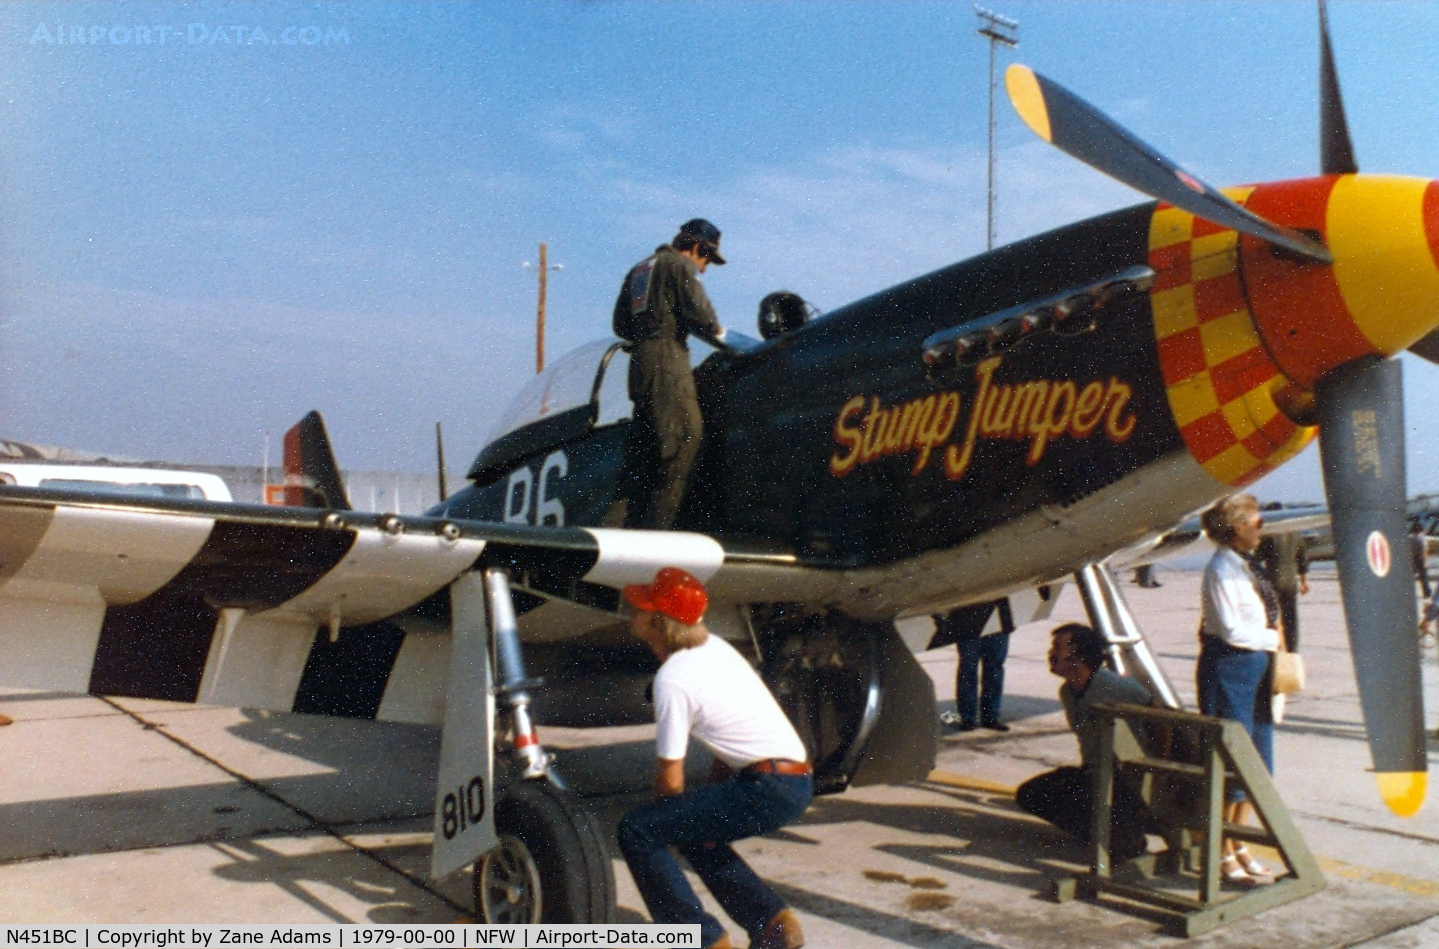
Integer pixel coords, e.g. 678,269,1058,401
653,634,808,769
1201,546,1280,651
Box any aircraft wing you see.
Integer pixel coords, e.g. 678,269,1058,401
1256,504,1334,537
0,484,724,720
1113,502,1332,569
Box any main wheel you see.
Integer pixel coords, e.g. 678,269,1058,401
474,780,616,924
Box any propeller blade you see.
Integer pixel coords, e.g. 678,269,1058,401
1319,1,1425,376
1319,0,1359,175
1005,64,1332,264
1316,357,1427,816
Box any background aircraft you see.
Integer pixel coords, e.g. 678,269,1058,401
0,2,1431,925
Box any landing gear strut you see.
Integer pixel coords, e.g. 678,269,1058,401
760,611,881,793
1074,562,1182,708
485,569,557,782
757,607,937,793
442,569,615,923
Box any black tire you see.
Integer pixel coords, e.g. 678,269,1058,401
474,780,616,924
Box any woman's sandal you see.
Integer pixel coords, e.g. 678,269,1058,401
1220,854,1255,887
1233,846,1275,884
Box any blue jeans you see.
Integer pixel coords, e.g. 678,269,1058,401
1197,637,1274,801
617,771,812,946
956,633,1009,726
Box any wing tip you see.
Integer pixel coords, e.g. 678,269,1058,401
1376,771,1426,817
1004,64,1051,142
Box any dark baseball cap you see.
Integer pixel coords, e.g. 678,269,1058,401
676,218,726,265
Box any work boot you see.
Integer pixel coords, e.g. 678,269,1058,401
751,908,804,949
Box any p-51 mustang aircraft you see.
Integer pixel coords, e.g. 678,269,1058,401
0,3,1430,924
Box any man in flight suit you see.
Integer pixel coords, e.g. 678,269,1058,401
613,219,729,529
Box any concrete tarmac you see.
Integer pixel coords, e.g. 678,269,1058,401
2,565,1438,946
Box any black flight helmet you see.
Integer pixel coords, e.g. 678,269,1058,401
758,291,812,340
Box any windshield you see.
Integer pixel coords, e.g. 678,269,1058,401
488,339,630,442
487,334,749,443
725,330,762,354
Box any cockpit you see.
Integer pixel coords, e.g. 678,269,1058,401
466,291,815,490
468,339,629,486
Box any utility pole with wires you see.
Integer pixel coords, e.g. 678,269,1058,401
975,6,1018,251
523,243,564,375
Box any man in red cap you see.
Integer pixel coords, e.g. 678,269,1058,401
612,219,729,529
616,567,810,949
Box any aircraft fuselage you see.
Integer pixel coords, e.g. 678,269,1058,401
441,175,1439,619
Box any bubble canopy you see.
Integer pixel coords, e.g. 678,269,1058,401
471,334,759,484
485,333,759,446
486,339,632,446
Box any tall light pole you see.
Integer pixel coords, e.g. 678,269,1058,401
975,6,1018,251
523,243,564,374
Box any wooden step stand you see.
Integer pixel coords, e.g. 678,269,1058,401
1052,702,1325,937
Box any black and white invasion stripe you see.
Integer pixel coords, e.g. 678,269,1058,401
0,486,725,725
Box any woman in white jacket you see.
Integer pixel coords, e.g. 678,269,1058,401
1199,493,1280,887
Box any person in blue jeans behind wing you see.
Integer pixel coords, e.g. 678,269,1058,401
935,600,1013,732
616,568,811,949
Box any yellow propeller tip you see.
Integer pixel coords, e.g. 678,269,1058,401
1376,771,1427,817
1005,65,1051,142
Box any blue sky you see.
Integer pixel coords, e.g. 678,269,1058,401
3,1,1439,504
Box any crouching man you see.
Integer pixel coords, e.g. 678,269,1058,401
617,567,810,949
1016,622,1155,862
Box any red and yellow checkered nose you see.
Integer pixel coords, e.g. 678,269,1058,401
1149,175,1439,488
1242,175,1439,384
1148,188,1316,488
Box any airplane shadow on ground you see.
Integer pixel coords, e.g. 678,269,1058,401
206,833,472,923
566,781,1039,948
798,786,1087,893
16,711,1409,941
1274,711,1371,743
1277,711,1439,759
1,702,1109,938
765,881,1009,949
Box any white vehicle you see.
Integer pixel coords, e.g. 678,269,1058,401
0,463,232,502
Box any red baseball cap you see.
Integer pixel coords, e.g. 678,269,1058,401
623,567,708,625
